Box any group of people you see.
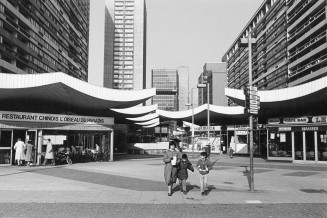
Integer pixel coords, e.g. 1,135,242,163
13,137,55,166
13,138,35,166
163,141,213,196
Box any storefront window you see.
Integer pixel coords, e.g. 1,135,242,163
294,131,303,160
317,131,327,161
268,131,292,158
305,132,315,161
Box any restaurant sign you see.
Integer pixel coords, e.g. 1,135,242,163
194,126,221,131
0,111,114,126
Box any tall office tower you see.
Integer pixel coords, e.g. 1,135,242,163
177,67,189,111
222,0,327,105
0,0,88,80
152,69,179,111
197,63,227,106
287,0,327,86
88,0,146,89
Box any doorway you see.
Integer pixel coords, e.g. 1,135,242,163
26,130,38,165
0,130,13,164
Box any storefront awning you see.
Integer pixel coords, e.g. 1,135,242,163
0,73,156,117
225,75,327,118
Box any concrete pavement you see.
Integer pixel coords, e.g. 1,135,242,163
0,154,326,205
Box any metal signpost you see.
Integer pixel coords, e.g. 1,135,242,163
240,33,260,191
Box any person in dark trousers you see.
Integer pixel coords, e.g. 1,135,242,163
177,154,194,195
196,152,212,196
163,141,181,196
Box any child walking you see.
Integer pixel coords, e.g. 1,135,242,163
197,152,212,196
177,154,194,195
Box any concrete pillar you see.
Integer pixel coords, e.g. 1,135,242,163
110,130,114,162
37,130,43,165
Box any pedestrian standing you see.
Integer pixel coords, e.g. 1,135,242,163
163,141,181,196
25,140,35,166
177,154,194,194
197,152,212,196
43,138,55,166
14,138,26,166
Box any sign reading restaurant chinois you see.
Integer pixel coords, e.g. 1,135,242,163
0,111,114,126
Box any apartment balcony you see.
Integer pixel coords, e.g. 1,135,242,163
289,52,327,79
287,0,319,25
288,30,326,60
288,7,325,41
288,19,326,51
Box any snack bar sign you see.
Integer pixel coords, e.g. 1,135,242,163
0,111,114,125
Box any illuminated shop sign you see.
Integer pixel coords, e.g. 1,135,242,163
0,111,114,125
283,117,309,124
312,116,327,123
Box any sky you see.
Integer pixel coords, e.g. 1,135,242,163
145,0,263,89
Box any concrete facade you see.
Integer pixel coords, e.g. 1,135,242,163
88,0,146,90
222,0,327,106
198,63,227,106
0,0,88,80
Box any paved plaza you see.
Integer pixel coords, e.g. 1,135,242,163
0,154,326,217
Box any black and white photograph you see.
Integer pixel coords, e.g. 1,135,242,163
0,0,326,217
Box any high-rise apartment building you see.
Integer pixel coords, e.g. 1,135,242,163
88,0,146,90
152,69,178,111
198,63,227,106
222,0,327,105
287,0,327,86
0,0,88,80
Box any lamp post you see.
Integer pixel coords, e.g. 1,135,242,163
197,82,210,146
239,33,257,192
186,88,196,158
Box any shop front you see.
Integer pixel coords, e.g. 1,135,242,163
227,125,266,156
267,116,327,163
0,111,114,165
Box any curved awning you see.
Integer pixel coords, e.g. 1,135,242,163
135,118,160,126
157,104,247,125
126,113,159,121
111,104,158,115
225,75,327,118
0,73,156,117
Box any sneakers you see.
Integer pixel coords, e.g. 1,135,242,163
183,191,187,195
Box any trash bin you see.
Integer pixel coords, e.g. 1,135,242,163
204,144,211,156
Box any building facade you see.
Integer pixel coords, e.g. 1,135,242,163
0,0,88,80
177,66,189,111
88,0,146,90
222,0,327,105
198,62,227,106
152,69,178,111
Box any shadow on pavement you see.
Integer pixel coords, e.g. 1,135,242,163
0,166,64,177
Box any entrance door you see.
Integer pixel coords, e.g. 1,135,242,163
26,130,38,164
304,131,315,161
0,130,13,164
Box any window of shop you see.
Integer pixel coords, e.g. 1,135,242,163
317,131,327,161
294,131,303,160
305,131,315,161
268,131,292,158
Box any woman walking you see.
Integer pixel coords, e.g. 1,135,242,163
14,138,26,166
163,141,181,196
43,138,55,166
25,140,35,166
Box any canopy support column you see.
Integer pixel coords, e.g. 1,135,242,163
110,130,114,162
